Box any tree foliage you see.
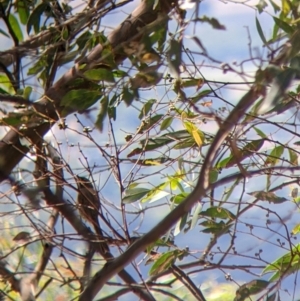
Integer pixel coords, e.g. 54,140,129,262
0,0,300,300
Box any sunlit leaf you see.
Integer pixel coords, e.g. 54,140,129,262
17,0,30,24
281,0,290,15
184,121,205,147
262,244,300,281
8,14,23,41
23,86,32,100
291,224,300,235
0,74,15,94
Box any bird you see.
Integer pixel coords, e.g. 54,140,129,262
76,176,109,256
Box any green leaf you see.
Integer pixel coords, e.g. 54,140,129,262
17,0,30,24
190,202,202,230
291,223,300,235
171,192,190,204
61,89,101,112
149,250,178,275
0,74,15,94
174,213,188,235
216,156,232,168
130,71,162,89
168,39,181,77
269,0,280,13
122,86,136,106
160,116,173,131
200,207,236,220
8,14,23,41
195,16,226,30
27,56,47,75
95,95,108,132
127,130,191,157
253,127,268,138
281,0,291,17
174,138,195,149
234,279,269,301
288,149,298,165
200,220,232,235
27,3,48,34
140,183,168,203
23,86,32,100
157,22,168,52
137,114,164,134
84,69,115,83
265,145,284,165
209,169,218,184
256,17,268,46
249,191,288,203
0,28,10,38
266,292,277,301
113,69,128,78
181,78,203,88
139,99,156,119
184,121,205,147
273,16,293,35
123,187,150,204
262,244,300,281
226,139,264,167
190,89,211,103
256,0,268,13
